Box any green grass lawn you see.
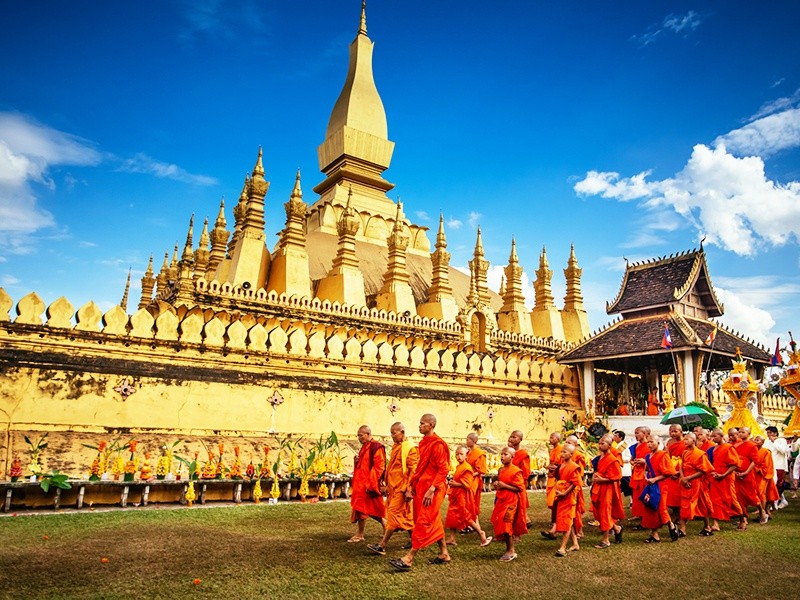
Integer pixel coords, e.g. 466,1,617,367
1,492,798,600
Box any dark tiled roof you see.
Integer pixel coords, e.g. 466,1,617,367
608,251,701,314
560,316,770,364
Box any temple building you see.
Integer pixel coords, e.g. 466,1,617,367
560,248,772,416
0,4,589,478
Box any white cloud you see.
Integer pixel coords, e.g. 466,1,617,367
468,211,482,228
575,144,800,256
415,210,430,222
714,286,775,347
715,107,800,158
1,274,20,286
0,112,101,248
116,153,218,186
447,218,463,230
631,11,705,47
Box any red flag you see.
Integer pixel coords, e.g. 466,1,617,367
661,322,673,349
771,338,783,366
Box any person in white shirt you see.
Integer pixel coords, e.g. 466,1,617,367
764,426,790,509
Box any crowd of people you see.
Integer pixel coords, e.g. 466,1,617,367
345,415,794,570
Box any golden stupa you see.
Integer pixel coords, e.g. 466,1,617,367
778,339,800,436
721,348,765,437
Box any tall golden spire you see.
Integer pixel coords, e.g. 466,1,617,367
208,198,229,274
498,237,533,335
534,246,555,309
561,243,590,342
376,201,415,315
418,213,458,321
181,214,195,263
468,227,490,306
359,0,367,35
139,255,156,310
120,268,131,312
267,170,311,298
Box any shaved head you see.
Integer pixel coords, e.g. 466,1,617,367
358,425,371,435
390,422,404,433
421,413,437,427
467,432,479,442
512,430,524,440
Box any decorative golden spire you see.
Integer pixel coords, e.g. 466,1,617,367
120,268,131,312
534,245,555,309
169,243,179,281
139,255,156,310
501,237,526,312
563,243,585,311
156,251,170,297
194,218,211,281
436,212,447,246
208,198,229,274
244,148,268,233
181,214,195,263
376,200,415,315
468,227,490,306
359,0,367,35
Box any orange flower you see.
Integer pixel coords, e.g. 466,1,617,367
98,440,107,452
129,440,138,453
192,578,202,585
218,442,225,455
42,535,49,540
100,557,109,564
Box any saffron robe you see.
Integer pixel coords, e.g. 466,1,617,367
665,439,687,509
465,445,487,520
409,433,450,550
755,447,780,504
590,452,626,532
734,440,761,509
680,447,713,521
385,440,418,531
350,441,386,521
640,450,676,530
708,443,742,520
545,443,563,508
511,448,531,521
553,460,582,533
445,461,475,530
491,464,528,540
572,449,587,530
630,442,650,518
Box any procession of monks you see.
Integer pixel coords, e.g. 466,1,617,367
347,414,790,570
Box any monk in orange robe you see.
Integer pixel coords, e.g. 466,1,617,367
646,388,662,416
553,444,582,556
540,432,563,540
641,435,679,542
390,414,451,571
734,427,765,528
348,425,386,543
708,428,743,531
677,433,714,535
566,434,587,538
665,424,687,527
753,435,780,520
368,422,418,555
629,426,651,522
697,428,714,452
465,432,487,525
445,446,491,546
491,446,527,561
590,435,625,548
508,430,532,528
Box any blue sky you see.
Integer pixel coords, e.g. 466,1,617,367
1,1,799,349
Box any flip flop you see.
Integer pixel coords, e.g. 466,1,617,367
540,531,557,540
643,536,660,544
614,526,623,544
499,553,518,562
567,546,580,552
389,558,411,571
480,536,493,547
347,536,364,543
366,544,386,555
554,549,567,558
594,542,611,549
429,556,451,565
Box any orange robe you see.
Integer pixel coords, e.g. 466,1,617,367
553,460,582,533
680,447,713,521
465,445,487,520
630,441,650,518
385,440,418,532
640,450,676,530
511,448,531,522
699,440,714,452
445,462,475,530
708,442,742,520
545,443,563,508
350,441,386,521
408,433,450,549
755,447,780,504
646,391,660,416
490,464,528,540
665,439,686,509
590,452,626,532
572,449,587,531
734,440,761,509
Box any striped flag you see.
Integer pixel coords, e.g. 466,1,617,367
704,323,717,346
661,322,673,349
771,338,783,366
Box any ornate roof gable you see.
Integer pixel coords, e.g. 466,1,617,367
606,249,723,317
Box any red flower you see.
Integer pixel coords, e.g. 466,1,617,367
192,578,202,585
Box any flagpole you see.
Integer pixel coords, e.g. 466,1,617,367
705,321,719,407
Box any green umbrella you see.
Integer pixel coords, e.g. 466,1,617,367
660,404,714,426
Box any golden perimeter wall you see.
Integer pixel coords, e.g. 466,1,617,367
0,289,581,478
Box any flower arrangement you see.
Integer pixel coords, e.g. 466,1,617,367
185,481,196,507
23,433,48,477
123,440,138,481
156,450,170,480
318,482,329,501
111,455,124,480
253,478,263,504
139,453,153,481
215,443,226,479
83,436,126,480
8,456,23,481
201,451,217,479
245,455,255,479
258,446,270,479
229,446,243,480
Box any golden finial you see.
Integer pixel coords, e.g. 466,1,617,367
199,218,210,248
359,0,367,35
539,245,549,267
144,255,154,277
436,212,447,246
509,237,518,262
474,226,484,257
291,169,302,199
215,198,226,228
120,268,131,311
182,214,195,260
252,146,265,177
